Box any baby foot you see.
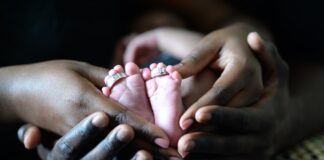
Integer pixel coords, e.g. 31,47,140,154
143,63,184,147
102,62,154,122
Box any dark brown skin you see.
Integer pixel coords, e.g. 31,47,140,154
176,31,324,159
6,0,323,159
17,23,265,159
18,112,174,160
17,23,324,159
18,113,179,160
0,60,180,157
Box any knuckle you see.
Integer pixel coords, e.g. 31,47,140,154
53,139,74,159
101,138,115,152
114,111,129,124
65,87,90,112
76,120,94,138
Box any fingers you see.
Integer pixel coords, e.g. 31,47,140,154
179,65,253,130
76,62,110,88
178,132,269,157
82,124,135,160
51,112,109,160
180,47,263,130
131,150,153,160
36,111,174,159
89,92,170,148
37,144,52,160
175,30,224,79
130,139,181,160
226,81,262,107
247,32,289,88
18,124,41,150
194,105,271,132
247,32,275,76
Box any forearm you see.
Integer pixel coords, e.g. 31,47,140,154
0,66,21,123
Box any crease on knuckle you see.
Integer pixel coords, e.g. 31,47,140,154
114,111,129,124
55,139,74,159
101,137,115,153
77,120,93,138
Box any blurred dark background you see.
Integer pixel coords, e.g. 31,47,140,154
0,0,323,159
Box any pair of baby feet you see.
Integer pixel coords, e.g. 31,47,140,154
102,62,183,147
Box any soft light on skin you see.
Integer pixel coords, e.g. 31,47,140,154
177,134,195,158
247,32,264,51
23,126,41,150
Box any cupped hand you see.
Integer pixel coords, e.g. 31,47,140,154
177,23,264,130
18,112,180,160
177,32,291,159
0,60,169,148
116,28,219,107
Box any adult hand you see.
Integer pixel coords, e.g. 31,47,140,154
177,32,291,159
0,60,170,148
17,112,163,160
116,27,219,107
177,23,264,130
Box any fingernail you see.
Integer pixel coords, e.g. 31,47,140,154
24,128,37,150
180,141,195,158
91,113,108,128
181,119,193,130
24,130,31,149
250,32,264,43
197,113,211,123
169,156,181,160
154,138,169,148
116,128,132,142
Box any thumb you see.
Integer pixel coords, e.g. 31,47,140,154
247,32,276,73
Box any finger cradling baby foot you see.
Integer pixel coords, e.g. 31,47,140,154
103,62,183,147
